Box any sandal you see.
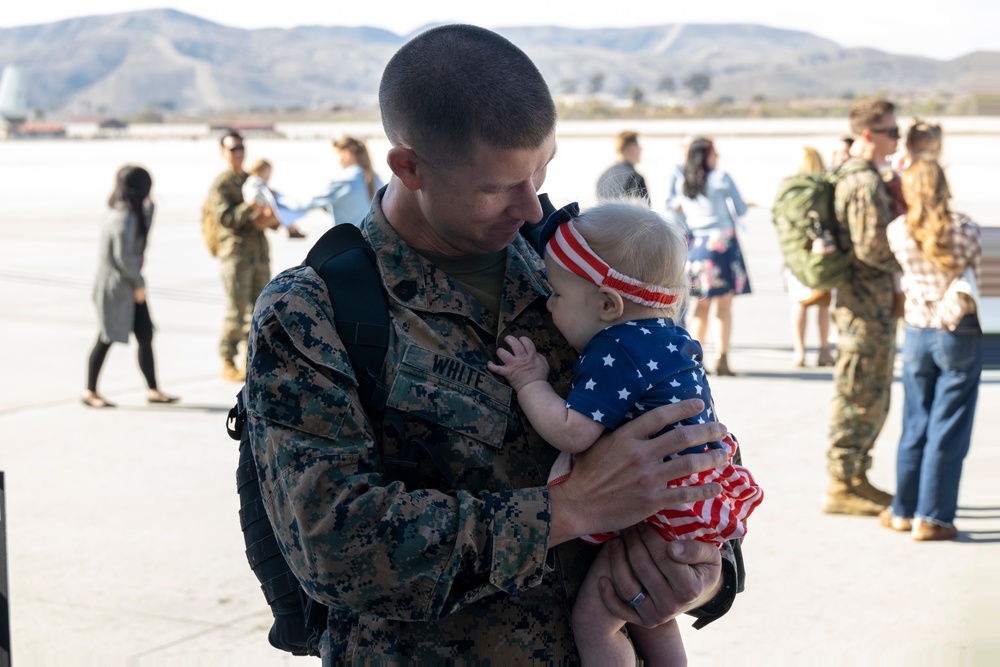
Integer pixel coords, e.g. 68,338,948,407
148,391,180,404
81,393,116,409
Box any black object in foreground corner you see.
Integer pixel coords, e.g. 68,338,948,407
1,471,10,667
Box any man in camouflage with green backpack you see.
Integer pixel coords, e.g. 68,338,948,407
823,99,902,516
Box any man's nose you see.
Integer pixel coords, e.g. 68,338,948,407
511,182,543,223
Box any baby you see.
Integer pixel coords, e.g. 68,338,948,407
489,200,763,665
242,158,307,239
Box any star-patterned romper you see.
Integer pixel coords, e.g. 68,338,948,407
547,317,763,545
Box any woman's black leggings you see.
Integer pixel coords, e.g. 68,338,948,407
87,302,157,392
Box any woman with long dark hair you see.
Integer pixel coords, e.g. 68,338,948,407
675,137,753,375
883,158,981,541
82,165,178,408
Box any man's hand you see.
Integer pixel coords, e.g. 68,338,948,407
251,205,280,230
133,287,146,304
548,399,728,545
488,335,550,392
598,524,722,627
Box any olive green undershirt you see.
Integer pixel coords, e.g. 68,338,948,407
417,249,508,319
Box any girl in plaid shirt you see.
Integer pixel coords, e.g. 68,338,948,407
884,158,982,541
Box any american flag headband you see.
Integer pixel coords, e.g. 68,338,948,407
545,219,679,307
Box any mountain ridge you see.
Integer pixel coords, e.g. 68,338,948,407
1,9,996,117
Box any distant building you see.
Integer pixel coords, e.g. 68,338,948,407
209,121,283,138
65,117,129,138
11,122,67,139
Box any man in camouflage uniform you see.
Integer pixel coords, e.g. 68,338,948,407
247,26,743,663
204,131,279,381
824,99,902,515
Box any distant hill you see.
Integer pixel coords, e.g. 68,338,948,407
0,9,997,117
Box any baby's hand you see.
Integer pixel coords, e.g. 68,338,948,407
488,335,550,392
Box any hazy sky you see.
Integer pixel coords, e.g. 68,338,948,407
3,0,995,60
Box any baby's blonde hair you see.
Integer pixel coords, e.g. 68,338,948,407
570,199,689,318
248,158,272,176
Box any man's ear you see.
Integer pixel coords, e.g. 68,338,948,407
597,287,625,321
387,146,422,191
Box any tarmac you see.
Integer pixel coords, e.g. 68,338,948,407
1,190,998,666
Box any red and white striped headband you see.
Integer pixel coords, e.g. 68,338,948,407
545,220,679,307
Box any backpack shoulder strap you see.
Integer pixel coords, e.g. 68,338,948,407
305,223,390,412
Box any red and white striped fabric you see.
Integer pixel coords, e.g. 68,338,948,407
552,433,763,546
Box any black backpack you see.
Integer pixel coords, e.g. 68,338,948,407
228,222,390,657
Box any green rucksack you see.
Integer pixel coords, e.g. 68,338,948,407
771,162,871,291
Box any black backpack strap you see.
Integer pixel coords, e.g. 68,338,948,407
305,223,391,411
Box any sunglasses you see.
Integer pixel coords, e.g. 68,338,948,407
870,126,900,140
226,144,245,153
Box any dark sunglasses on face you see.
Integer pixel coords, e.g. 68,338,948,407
870,126,900,140
225,144,245,152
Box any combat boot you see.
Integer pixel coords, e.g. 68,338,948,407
222,359,245,383
821,478,885,516
850,474,894,507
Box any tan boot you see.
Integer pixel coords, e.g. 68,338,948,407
222,359,245,383
821,478,886,516
879,508,912,532
714,353,735,376
851,474,894,507
911,519,958,541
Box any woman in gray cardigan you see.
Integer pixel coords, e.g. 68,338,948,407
82,165,178,408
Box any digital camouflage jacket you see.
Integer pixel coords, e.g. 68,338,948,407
833,157,901,330
206,169,269,263
246,191,740,663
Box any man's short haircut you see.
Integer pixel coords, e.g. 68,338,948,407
615,131,639,157
379,24,556,166
848,99,896,135
219,129,243,147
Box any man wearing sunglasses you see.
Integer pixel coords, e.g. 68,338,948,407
204,130,280,382
823,99,902,516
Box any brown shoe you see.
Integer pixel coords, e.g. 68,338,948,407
222,359,245,383
822,479,885,516
817,348,836,367
879,508,912,532
851,475,894,507
714,353,735,376
912,519,958,541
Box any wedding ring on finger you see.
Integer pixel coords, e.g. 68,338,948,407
625,589,647,609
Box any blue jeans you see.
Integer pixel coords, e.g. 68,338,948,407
892,314,982,525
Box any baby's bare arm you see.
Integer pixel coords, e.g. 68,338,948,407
489,336,603,453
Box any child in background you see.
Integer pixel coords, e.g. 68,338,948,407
242,158,308,239
489,200,763,666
